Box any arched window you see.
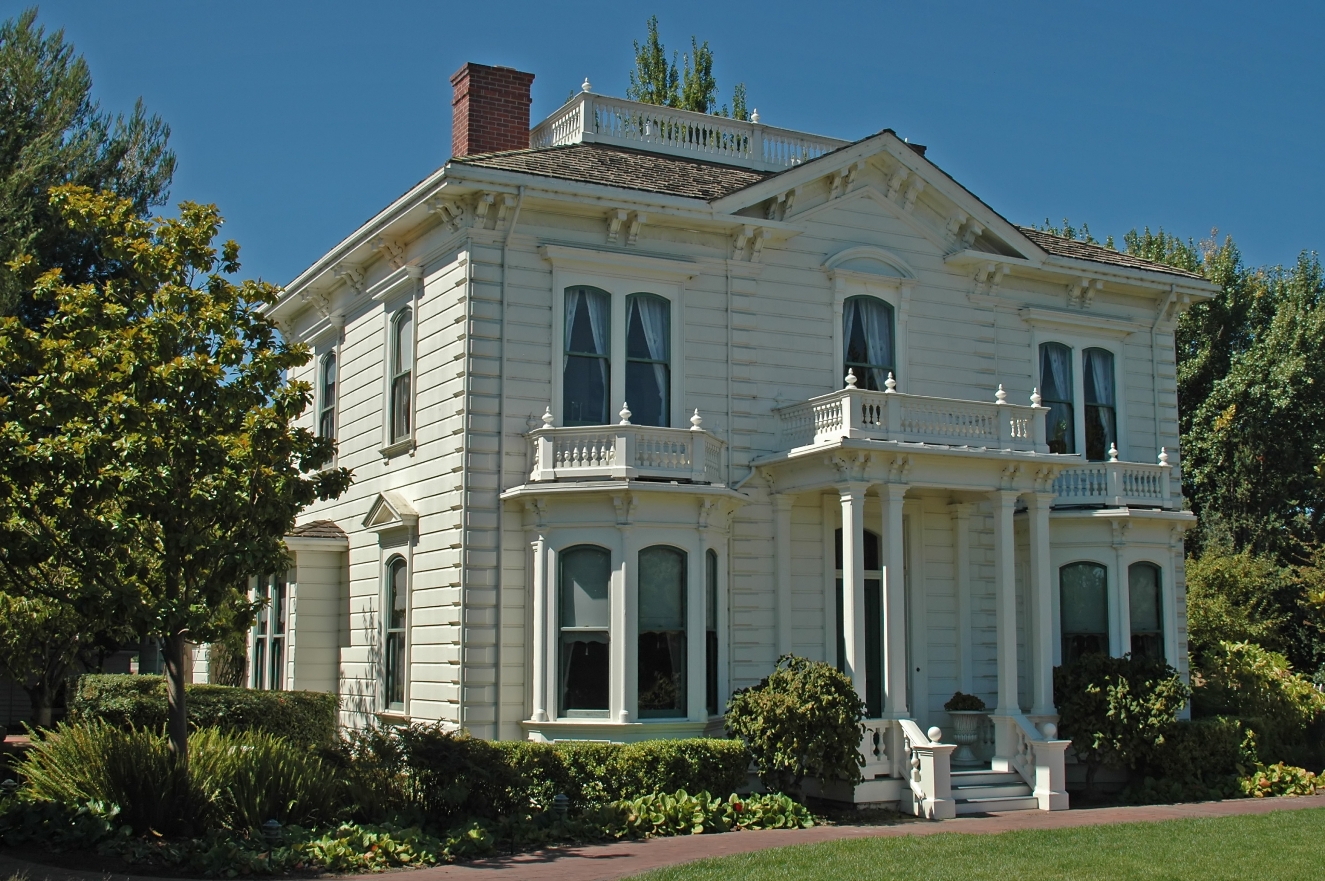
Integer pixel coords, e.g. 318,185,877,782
843,296,895,390
834,528,883,718
563,287,610,425
559,545,610,716
705,549,719,717
319,353,337,439
1129,563,1164,660
1060,562,1108,664
639,545,687,718
625,293,670,426
1083,348,1116,461
390,309,413,443
385,556,408,710
1039,342,1075,454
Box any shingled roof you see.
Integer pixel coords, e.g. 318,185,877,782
1016,226,1205,280
452,143,771,201
289,519,347,540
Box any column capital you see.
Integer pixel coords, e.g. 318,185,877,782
947,500,975,518
878,482,908,503
1025,490,1057,510
771,492,796,512
836,481,871,500
988,488,1020,507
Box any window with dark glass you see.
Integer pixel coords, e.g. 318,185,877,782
390,309,413,443
1040,342,1075,455
843,296,895,391
1129,563,1164,660
638,545,686,718
385,557,408,710
319,353,337,440
834,528,883,718
563,287,610,425
1061,562,1108,664
1083,347,1116,461
559,546,610,716
251,574,287,690
705,549,719,717
625,293,670,426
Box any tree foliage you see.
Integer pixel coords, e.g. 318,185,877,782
0,8,175,325
626,16,749,119
0,185,351,763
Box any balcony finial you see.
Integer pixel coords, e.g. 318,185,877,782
1030,387,1042,407
884,372,897,394
1108,442,1119,462
690,409,703,430
1158,446,1170,467
541,406,555,427
619,402,632,425
995,384,1007,404
581,77,592,93
845,369,858,389
751,108,760,124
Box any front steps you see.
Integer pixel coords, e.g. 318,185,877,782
951,768,1038,814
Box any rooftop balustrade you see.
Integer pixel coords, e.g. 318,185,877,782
526,405,725,485
529,88,850,173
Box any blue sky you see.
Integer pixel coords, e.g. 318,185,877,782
9,1,1323,284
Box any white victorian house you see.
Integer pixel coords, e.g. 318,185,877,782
219,62,1218,817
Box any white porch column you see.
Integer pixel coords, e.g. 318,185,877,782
881,483,908,717
948,502,974,694
773,493,794,657
617,526,637,724
990,490,1020,716
530,532,550,722
1026,492,1055,717
839,484,869,703
686,529,707,722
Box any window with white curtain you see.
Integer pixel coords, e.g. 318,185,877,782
625,293,670,427
1060,562,1108,664
843,296,895,390
1129,563,1164,660
559,545,611,716
563,287,610,426
1083,347,1117,461
389,308,413,443
638,545,687,718
385,556,408,710
319,353,337,440
1039,342,1075,455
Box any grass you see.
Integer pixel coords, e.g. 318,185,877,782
631,807,1325,880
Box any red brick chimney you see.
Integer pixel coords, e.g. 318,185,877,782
450,62,536,158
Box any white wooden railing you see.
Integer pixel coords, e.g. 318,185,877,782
898,719,956,819
777,376,1048,454
1053,447,1174,509
996,714,1070,811
527,408,724,484
530,91,849,173
859,718,895,780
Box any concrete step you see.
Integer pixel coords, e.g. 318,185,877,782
951,782,1033,800
951,770,1024,787
955,795,1040,814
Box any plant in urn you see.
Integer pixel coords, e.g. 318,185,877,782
943,691,987,767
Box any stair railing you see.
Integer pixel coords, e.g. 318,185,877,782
897,719,956,819
1000,714,1071,811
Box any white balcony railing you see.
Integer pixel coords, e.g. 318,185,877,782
1053,448,1175,509
527,408,725,485
530,91,850,173
776,375,1048,453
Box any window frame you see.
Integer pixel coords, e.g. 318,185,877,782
1029,326,1128,461
373,268,421,459
389,307,414,445
624,292,672,427
250,573,289,691
1127,561,1165,661
825,248,914,394
1059,561,1110,665
318,351,338,441
842,295,897,392
637,544,688,719
383,555,409,712
557,543,613,719
1082,347,1118,462
1039,341,1076,455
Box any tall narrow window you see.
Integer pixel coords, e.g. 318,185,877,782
251,574,288,690
1083,348,1117,461
559,546,610,716
385,557,408,710
705,549,719,717
843,296,896,390
626,294,670,426
1129,563,1164,660
1060,562,1108,664
638,545,686,718
319,353,337,439
1040,342,1075,454
563,287,610,425
390,309,413,443
834,528,883,718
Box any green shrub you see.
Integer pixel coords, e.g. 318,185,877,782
1054,653,1192,789
190,728,342,829
1240,762,1319,797
68,675,339,746
392,725,524,829
1147,716,1258,785
615,790,813,837
725,654,865,797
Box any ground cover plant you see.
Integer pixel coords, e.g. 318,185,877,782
630,808,1325,881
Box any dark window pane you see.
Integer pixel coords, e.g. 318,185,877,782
561,547,610,629
560,634,609,712
1083,349,1115,406
843,296,895,390
269,636,284,691
1061,562,1109,664
567,290,609,355
1129,563,1164,660
389,560,408,630
319,408,336,439
393,310,412,374
706,630,719,716
833,529,881,571
864,578,882,719
625,295,670,427
563,354,608,425
706,549,718,717
391,374,411,441
639,545,686,718
625,360,668,427
559,546,611,717
252,637,265,689
386,631,406,708
1046,402,1075,455
1084,405,1116,462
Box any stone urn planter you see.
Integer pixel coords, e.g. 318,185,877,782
947,710,985,767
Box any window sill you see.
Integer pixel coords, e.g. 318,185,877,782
380,438,415,463
522,717,710,744
374,710,411,726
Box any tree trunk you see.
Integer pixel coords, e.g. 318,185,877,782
162,631,189,770
26,684,54,728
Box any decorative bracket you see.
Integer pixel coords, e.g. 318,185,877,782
300,288,333,318
494,194,517,231
426,196,465,231
333,263,365,295
607,209,628,243
698,498,716,530
732,224,752,259
946,210,970,239
1068,277,1103,309
474,193,495,226
372,236,406,270
764,187,799,220
973,262,1007,297
749,228,770,262
903,178,926,213
626,211,647,246
523,497,548,529
999,463,1023,489
960,219,986,249
886,166,910,201
612,493,637,526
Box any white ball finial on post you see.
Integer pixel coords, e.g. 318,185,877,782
995,384,1008,405
581,77,592,93
927,726,944,744
690,409,703,430
884,372,897,394
750,108,760,124
1158,447,1170,467
541,406,555,427
1030,387,1042,408
1108,442,1119,462
619,402,632,425
845,369,858,389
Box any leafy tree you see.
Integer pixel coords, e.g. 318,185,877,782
0,185,351,765
626,17,749,119
679,37,717,114
0,8,175,325
1185,543,1295,660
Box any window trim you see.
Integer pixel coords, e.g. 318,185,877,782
1058,560,1110,665
383,554,410,713
389,307,414,445
1126,561,1165,661
1029,327,1127,461
318,351,339,442
249,573,290,691
842,294,898,391
624,292,673,427
376,269,421,459
556,543,613,720
826,249,913,394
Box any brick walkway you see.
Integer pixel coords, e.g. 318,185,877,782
3,795,1323,881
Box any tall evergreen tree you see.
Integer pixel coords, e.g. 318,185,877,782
0,8,175,325
626,17,749,120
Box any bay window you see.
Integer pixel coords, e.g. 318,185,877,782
1040,342,1075,455
563,287,610,426
559,545,611,716
1060,562,1108,664
843,295,895,390
1128,562,1164,660
625,294,670,427
1083,347,1117,461
638,545,687,718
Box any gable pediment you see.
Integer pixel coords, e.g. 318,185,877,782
363,491,419,534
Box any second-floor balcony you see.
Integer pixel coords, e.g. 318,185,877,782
527,409,726,485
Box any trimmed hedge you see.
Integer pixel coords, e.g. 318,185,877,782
68,675,338,746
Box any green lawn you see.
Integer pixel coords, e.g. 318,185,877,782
631,807,1325,881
